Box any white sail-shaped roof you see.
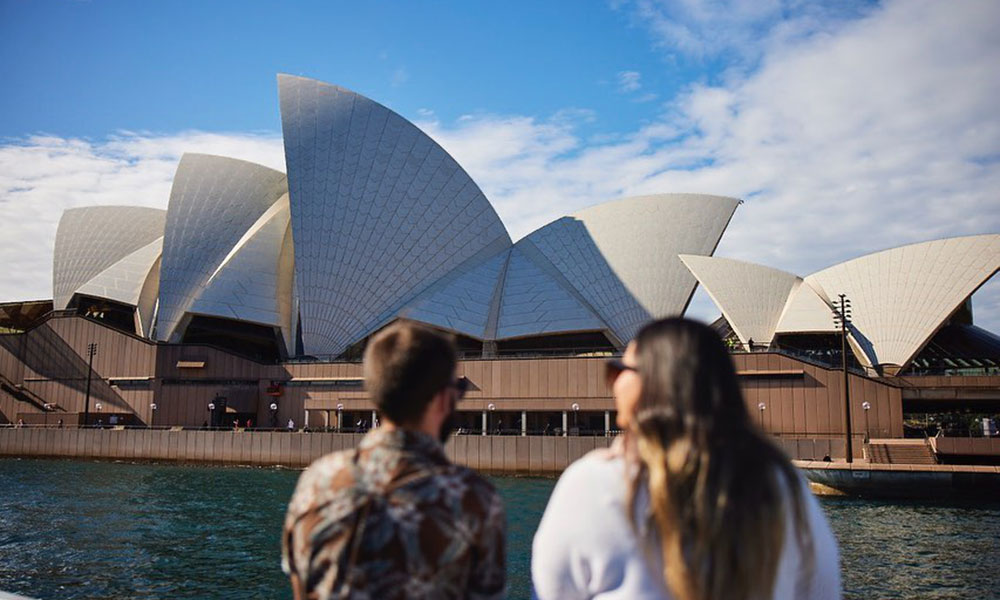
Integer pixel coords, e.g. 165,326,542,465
774,280,838,334
53,206,166,310
278,74,511,356
75,238,163,337
50,76,748,357
155,154,288,341
398,247,510,340
496,246,607,339
806,234,1000,368
687,234,1000,371
187,195,295,350
519,194,739,343
679,255,798,349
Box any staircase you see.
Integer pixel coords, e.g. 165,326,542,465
866,439,937,465
0,372,48,411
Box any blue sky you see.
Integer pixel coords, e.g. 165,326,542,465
2,1,670,138
1,0,999,332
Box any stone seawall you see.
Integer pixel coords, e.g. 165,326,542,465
796,460,1000,498
0,427,614,474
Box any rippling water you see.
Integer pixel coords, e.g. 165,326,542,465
0,458,997,599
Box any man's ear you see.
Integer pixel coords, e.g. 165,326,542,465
432,388,451,416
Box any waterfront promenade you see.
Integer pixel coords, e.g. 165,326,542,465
5,426,999,497
0,426,613,473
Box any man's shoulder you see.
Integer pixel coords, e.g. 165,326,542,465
287,448,359,516
444,461,498,493
304,447,358,481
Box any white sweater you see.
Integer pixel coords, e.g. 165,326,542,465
531,450,841,600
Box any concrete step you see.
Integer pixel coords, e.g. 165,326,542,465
866,440,937,465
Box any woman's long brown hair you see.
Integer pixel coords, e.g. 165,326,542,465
625,318,813,600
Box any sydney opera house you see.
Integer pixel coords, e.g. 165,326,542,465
1,75,998,465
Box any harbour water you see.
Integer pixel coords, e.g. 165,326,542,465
1,458,997,599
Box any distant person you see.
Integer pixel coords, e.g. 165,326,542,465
57,419,63,428
16,418,24,428
246,418,252,429
283,321,504,599
532,318,840,600
287,418,295,431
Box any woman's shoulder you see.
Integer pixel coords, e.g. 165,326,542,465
534,442,670,599
556,444,629,495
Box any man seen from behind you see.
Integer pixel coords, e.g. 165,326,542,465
282,321,506,599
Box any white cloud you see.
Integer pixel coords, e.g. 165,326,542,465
1,0,998,335
618,70,643,93
615,0,871,68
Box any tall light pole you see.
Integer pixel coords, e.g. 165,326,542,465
571,403,580,435
758,402,766,429
84,342,97,426
833,294,854,463
487,403,495,435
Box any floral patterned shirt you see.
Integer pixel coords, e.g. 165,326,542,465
282,428,506,599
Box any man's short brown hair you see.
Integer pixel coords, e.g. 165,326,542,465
363,321,457,425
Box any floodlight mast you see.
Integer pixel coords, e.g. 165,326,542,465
833,294,853,463
84,343,97,426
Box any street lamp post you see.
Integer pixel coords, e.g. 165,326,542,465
833,294,854,463
150,403,157,427
758,402,766,429
83,342,97,426
207,402,216,428
487,403,496,435
336,403,344,432
862,401,871,443
571,402,580,435
269,402,278,428
95,402,102,428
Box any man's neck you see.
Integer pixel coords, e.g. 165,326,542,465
378,419,438,440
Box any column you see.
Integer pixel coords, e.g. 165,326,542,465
337,410,343,431
304,409,310,430
562,411,568,437
604,410,610,436
521,410,527,437
482,410,487,436
372,410,378,429
323,410,330,431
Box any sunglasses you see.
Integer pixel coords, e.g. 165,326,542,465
451,376,470,400
605,358,638,386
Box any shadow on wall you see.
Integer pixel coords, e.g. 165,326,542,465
0,324,127,415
